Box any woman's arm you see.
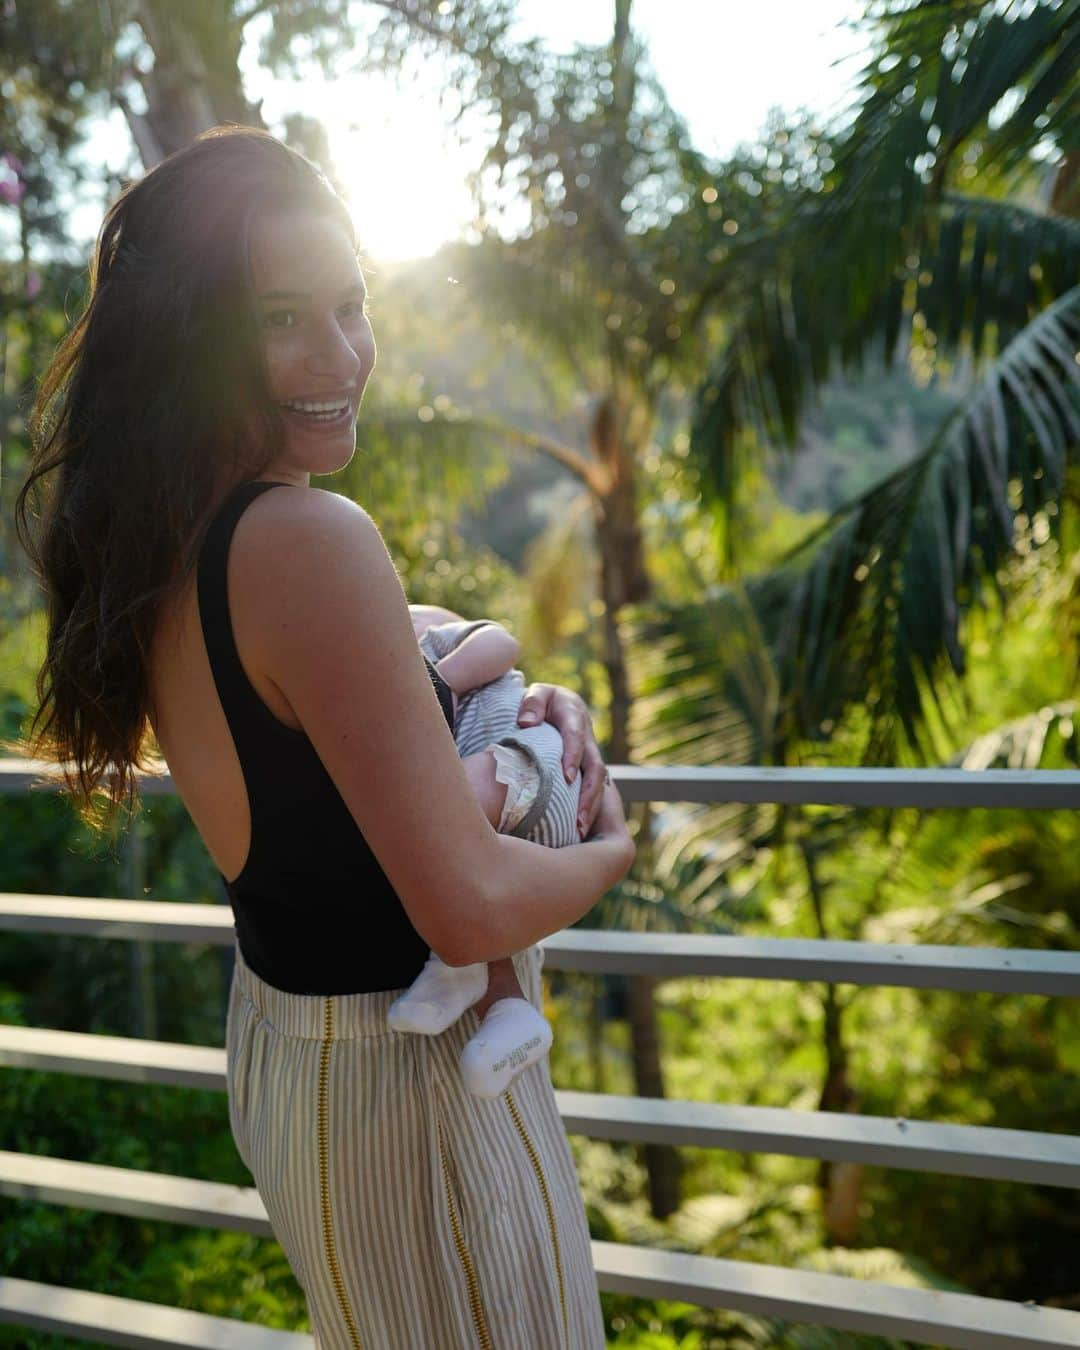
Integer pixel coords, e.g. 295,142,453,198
249,489,633,966
435,621,521,695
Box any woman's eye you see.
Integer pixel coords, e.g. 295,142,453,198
261,302,367,329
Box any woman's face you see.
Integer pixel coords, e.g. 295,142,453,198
248,206,376,486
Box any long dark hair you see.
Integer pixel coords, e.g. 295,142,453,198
10,124,359,836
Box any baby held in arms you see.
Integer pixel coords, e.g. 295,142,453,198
387,606,582,1098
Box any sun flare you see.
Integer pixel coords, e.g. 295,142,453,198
321,74,478,263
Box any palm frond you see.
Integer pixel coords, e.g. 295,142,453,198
629,584,780,764
756,286,1080,758
919,195,1080,359
587,866,747,935
692,195,1080,488
687,288,1080,763
839,0,1079,202
446,235,612,386
690,0,1079,520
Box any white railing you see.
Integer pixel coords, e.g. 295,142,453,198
2,759,1080,1349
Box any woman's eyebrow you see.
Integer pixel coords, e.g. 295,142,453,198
258,281,367,301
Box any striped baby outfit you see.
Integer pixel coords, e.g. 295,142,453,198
418,619,581,847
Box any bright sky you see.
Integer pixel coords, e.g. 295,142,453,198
71,0,868,263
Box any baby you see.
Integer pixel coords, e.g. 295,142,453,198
387,606,582,1098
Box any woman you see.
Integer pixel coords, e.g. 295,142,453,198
13,125,634,1348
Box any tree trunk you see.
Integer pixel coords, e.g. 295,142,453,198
121,0,265,169
625,969,681,1218
599,590,678,1217
586,392,682,1215
799,835,863,1245
1051,149,1079,218
817,983,862,1245
590,393,651,613
600,598,632,763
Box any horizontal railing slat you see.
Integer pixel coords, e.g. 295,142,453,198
610,766,1080,810
591,1241,1080,1349
0,1275,313,1349
0,894,234,946
4,896,1079,995
3,1030,1079,1188
544,929,1080,994
0,1149,269,1234
0,1024,224,1090
558,1092,1080,1189
4,757,1080,808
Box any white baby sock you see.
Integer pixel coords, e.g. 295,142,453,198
459,997,554,1099
387,951,489,1035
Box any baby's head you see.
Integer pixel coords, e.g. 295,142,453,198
408,605,431,643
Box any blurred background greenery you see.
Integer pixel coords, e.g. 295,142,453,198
1,0,1078,1345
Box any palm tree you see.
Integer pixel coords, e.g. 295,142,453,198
687,0,1080,763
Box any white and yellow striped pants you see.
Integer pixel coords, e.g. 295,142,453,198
225,937,606,1349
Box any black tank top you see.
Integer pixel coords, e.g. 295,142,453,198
196,479,455,994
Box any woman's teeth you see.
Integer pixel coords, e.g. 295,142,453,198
281,398,350,421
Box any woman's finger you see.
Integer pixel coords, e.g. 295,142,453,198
576,739,607,837
516,682,552,728
519,683,587,782
552,688,588,783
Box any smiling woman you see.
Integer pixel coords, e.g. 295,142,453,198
11,123,622,1348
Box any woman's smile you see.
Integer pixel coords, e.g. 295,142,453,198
278,390,357,432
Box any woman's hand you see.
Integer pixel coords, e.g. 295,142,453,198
517,682,607,839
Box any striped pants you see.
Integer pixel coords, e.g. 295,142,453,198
225,936,606,1349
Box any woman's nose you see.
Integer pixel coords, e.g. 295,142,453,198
307,315,364,381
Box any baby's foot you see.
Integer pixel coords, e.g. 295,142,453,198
388,953,488,1035
459,998,554,1099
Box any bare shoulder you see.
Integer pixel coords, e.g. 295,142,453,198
237,483,371,550
233,485,382,628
